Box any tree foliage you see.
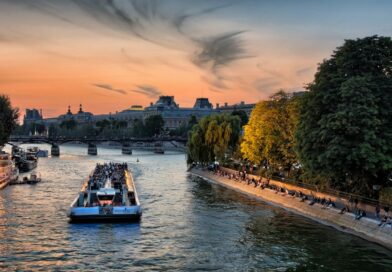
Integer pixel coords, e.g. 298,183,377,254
187,114,241,164
144,115,164,137
296,36,392,194
231,110,249,126
0,94,19,146
241,91,300,175
60,119,77,130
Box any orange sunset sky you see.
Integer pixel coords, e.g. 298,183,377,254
1,0,391,118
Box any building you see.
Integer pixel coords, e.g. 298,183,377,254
57,104,93,124
40,96,256,130
216,101,256,116
144,96,214,130
23,109,42,125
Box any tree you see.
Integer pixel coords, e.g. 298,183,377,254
0,94,19,146
36,123,46,135
48,124,58,138
187,114,241,164
60,118,77,130
231,110,249,126
144,115,164,137
96,119,111,132
241,91,300,176
296,36,392,195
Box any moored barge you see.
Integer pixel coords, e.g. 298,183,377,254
68,162,142,222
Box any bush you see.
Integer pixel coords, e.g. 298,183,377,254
380,187,392,206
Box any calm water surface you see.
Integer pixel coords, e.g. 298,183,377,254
1,144,392,271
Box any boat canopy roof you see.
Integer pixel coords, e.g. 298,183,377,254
97,188,116,196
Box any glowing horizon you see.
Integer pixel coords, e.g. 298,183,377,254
1,0,391,118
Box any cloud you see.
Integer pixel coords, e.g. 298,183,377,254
92,83,128,95
2,0,254,92
296,66,313,76
193,31,249,71
192,31,252,89
173,3,233,33
130,85,162,98
254,77,282,92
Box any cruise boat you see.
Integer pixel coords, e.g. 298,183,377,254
68,162,142,222
12,146,38,173
27,147,49,157
0,153,13,190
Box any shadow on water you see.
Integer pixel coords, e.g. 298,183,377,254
187,176,392,271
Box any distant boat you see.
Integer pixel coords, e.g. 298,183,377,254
68,162,142,222
25,172,41,184
122,145,132,155
36,149,49,157
154,147,164,154
12,147,38,173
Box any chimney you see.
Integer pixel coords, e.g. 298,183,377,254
150,102,153,106
224,102,228,107
216,103,220,109
241,101,245,105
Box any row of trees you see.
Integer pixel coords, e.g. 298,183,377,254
187,113,242,164
14,114,169,139
188,36,392,197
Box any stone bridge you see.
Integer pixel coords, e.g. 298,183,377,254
9,135,187,156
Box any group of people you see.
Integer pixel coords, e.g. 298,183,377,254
206,166,392,229
210,167,342,212
88,162,127,190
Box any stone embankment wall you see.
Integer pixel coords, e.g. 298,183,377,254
220,167,377,216
190,168,392,250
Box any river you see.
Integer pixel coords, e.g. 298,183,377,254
1,144,392,271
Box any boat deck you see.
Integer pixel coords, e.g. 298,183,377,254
68,162,141,223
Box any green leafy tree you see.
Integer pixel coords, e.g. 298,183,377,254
60,118,77,130
96,119,111,132
132,119,145,137
144,115,164,137
187,114,241,164
296,36,392,195
231,110,249,126
241,91,300,176
36,123,46,134
48,124,58,138
0,94,19,146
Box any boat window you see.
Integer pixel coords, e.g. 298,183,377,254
98,195,115,201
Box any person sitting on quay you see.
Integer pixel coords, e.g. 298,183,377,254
355,209,366,220
378,216,388,227
309,196,317,206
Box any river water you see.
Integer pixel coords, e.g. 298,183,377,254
1,144,392,271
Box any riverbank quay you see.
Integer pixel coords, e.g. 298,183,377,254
189,167,392,250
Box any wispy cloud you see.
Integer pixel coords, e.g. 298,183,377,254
2,0,254,92
92,83,128,95
193,31,252,89
296,66,313,76
193,31,249,71
130,85,162,98
254,77,282,93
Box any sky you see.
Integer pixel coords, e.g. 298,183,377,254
0,0,391,118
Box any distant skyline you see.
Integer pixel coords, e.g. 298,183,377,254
1,0,391,117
